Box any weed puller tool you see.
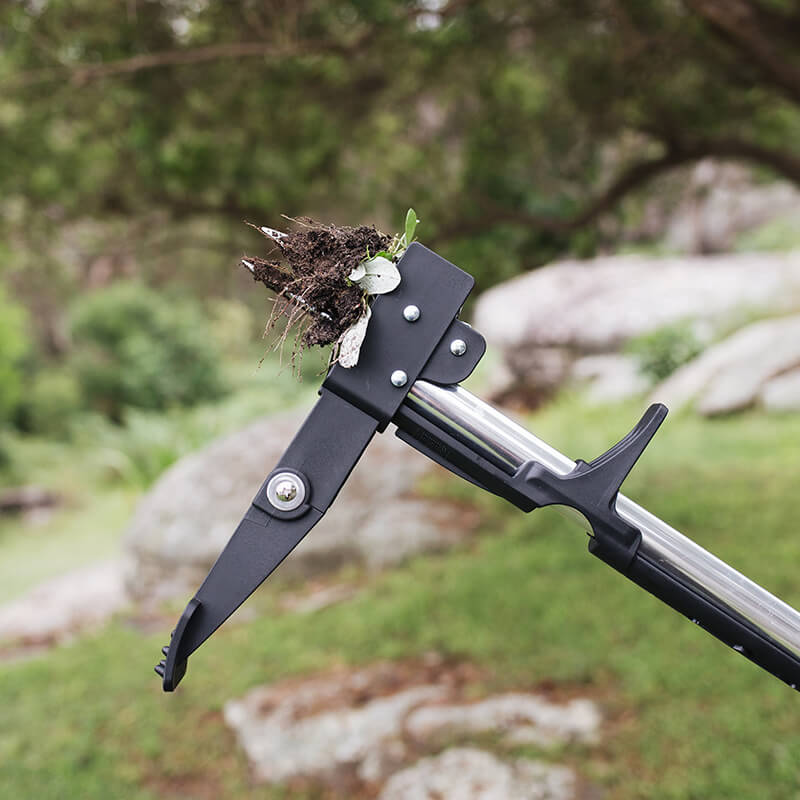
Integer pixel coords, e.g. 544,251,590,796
156,244,800,692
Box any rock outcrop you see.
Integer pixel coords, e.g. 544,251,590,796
472,251,800,406
652,315,800,415
122,407,474,601
223,658,599,797
0,560,126,653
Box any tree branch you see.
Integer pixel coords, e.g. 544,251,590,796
432,136,800,244
682,137,800,184
3,0,477,90
684,0,800,106
432,147,698,243
2,41,291,89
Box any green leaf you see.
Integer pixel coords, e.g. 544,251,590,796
404,208,418,246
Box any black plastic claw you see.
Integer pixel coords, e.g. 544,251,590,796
158,597,201,691
161,645,169,656
523,403,668,572
154,663,165,677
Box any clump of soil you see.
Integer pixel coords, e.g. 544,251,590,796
244,220,391,354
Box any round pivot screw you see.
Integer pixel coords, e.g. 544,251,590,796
403,304,421,322
391,370,408,387
450,339,467,356
266,472,306,512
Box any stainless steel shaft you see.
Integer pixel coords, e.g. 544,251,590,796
404,380,800,661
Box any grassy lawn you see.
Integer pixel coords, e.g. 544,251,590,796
2,398,800,798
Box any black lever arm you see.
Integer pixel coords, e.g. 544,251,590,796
156,244,481,691
156,390,378,690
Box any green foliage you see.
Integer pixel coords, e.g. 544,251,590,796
13,369,83,438
627,322,705,383
78,409,207,489
207,299,258,360
69,283,227,421
3,0,799,343
65,359,314,489
0,286,30,427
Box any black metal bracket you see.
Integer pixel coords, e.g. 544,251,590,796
323,243,484,429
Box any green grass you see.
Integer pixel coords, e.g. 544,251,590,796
2,398,800,798
0,491,135,606
735,215,800,253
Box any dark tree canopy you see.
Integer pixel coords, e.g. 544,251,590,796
1,0,799,318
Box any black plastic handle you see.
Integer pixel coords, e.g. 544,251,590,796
591,540,800,690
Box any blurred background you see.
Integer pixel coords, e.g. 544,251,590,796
2,1,800,797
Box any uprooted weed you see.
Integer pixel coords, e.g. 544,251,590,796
244,219,390,368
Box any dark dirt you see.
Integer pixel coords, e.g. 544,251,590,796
245,220,391,349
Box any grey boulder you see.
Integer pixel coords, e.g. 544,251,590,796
473,251,800,404
653,315,800,415
122,406,468,601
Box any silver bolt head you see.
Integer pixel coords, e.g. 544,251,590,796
275,480,298,503
450,338,467,356
266,472,306,511
390,369,408,387
403,304,421,322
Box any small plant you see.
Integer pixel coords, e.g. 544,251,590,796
242,209,419,369
627,322,705,383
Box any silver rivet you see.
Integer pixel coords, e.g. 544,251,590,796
390,370,408,387
403,304,421,322
450,339,467,356
266,472,306,511
275,481,297,502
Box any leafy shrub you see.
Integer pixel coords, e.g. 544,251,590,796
208,298,257,359
627,322,705,383
14,369,84,438
69,283,227,421
0,286,30,426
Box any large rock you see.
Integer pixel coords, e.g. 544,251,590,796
223,659,598,794
760,369,800,412
652,315,800,415
379,748,575,800
224,668,447,785
0,560,127,651
662,161,800,254
122,407,469,601
473,251,800,404
405,693,600,748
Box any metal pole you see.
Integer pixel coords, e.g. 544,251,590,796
404,380,800,661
